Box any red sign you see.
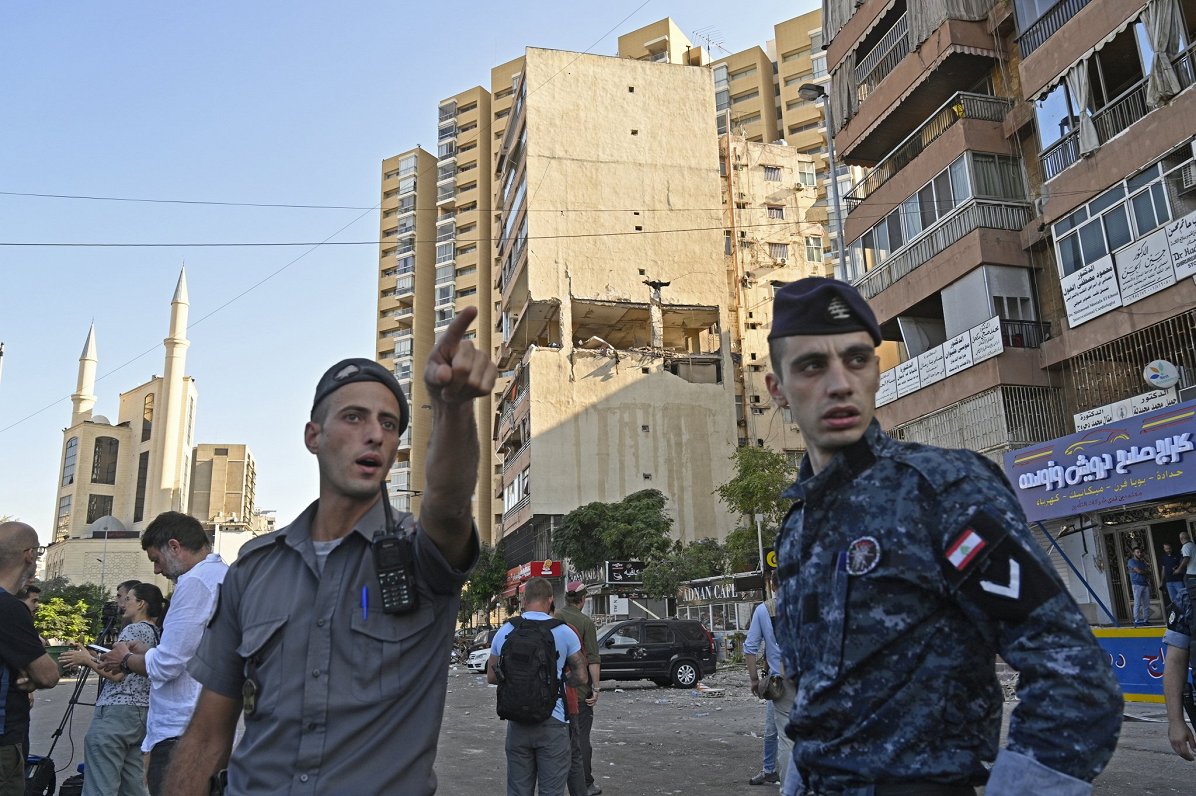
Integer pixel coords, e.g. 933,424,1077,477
501,560,563,598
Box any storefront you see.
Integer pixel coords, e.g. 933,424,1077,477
1004,398,1196,700
676,572,766,643
500,559,563,608
569,560,671,625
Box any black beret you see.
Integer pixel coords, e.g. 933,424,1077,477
767,277,881,345
312,358,410,435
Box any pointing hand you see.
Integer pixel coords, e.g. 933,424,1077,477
424,306,497,405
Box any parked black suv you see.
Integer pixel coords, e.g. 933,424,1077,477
596,618,716,688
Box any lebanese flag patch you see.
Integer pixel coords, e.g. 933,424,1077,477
946,528,986,571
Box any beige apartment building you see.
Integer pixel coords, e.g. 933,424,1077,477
490,48,739,564
44,270,197,590
375,148,436,518
189,443,270,560
822,0,1196,623
723,136,830,454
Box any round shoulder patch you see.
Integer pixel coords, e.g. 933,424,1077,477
846,536,881,575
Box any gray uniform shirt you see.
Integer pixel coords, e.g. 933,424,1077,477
189,497,478,795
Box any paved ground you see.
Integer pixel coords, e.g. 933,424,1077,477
27,664,1196,794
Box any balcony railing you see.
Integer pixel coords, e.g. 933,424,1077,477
855,13,909,104
438,123,456,142
1000,319,1051,348
854,199,1033,298
437,183,455,203
1041,47,1195,181
1016,0,1092,58
439,102,457,123
845,93,1014,209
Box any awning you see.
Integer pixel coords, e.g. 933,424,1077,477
1031,2,1147,101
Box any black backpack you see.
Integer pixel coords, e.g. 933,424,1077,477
496,616,564,724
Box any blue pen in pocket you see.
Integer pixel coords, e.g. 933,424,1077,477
361,586,369,621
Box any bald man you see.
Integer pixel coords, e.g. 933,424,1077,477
0,522,60,795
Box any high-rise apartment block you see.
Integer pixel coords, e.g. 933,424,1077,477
375,13,840,563
824,0,1196,623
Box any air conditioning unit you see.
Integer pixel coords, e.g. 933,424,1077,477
777,257,788,265
1179,162,1196,195
1180,384,1196,403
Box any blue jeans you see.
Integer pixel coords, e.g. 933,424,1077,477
1132,584,1150,624
762,699,778,774
1166,581,1185,605
83,705,149,796
506,718,571,796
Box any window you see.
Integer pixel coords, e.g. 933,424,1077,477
57,495,72,533
87,494,114,524
436,284,455,305
769,242,789,260
730,65,758,81
798,162,817,187
62,437,78,486
811,54,827,79
805,236,823,263
763,166,781,182
458,286,477,298
971,154,1023,200
732,89,759,105
715,89,730,112
1052,158,1180,276
141,394,154,442
134,451,150,523
724,230,733,255
91,437,119,485
767,206,785,220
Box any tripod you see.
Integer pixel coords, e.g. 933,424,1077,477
27,612,120,795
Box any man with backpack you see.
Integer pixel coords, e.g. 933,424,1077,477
487,577,590,796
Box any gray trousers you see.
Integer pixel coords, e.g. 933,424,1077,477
83,705,149,796
506,718,571,796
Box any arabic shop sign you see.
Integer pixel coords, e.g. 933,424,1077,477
1092,628,1168,701
1060,207,1196,329
605,560,644,585
1004,400,1196,522
877,316,1003,408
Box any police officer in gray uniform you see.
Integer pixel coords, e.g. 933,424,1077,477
166,307,496,795
764,278,1122,796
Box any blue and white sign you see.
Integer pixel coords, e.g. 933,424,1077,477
1005,400,1196,523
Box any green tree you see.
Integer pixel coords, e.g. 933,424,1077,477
462,543,509,626
35,597,91,643
553,489,674,571
40,577,110,638
724,526,762,572
641,538,728,598
716,446,796,532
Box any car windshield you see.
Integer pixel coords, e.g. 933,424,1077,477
473,630,491,644
597,623,623,640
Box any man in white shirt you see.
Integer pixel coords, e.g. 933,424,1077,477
101,512,227,796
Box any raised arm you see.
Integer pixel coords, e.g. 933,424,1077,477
420,306,495,569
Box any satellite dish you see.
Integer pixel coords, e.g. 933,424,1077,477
1144,360,1180,389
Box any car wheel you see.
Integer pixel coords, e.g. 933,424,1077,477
671,660,699,688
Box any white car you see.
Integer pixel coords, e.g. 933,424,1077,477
466,648,489,672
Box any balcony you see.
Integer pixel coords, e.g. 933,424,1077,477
838,16,1001,164
845,93,1013,209
437,183,456,207
1016,0,1092,58
855,12,909,106
889,385,1066,459
1040,47,1196,181
854,199,1033,299
395,274,414,296
439,101,457,123
438,122,457,142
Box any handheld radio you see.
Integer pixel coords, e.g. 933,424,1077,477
372,482,418,614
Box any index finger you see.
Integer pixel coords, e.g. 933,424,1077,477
432,305,479,357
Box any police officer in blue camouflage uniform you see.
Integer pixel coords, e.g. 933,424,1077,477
764,277,1123,796
1162,587,1196,758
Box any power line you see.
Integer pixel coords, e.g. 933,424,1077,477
0,190,377,210
0,207,377,438
0,219,826,248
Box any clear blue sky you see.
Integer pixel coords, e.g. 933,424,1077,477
0,0,815,542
